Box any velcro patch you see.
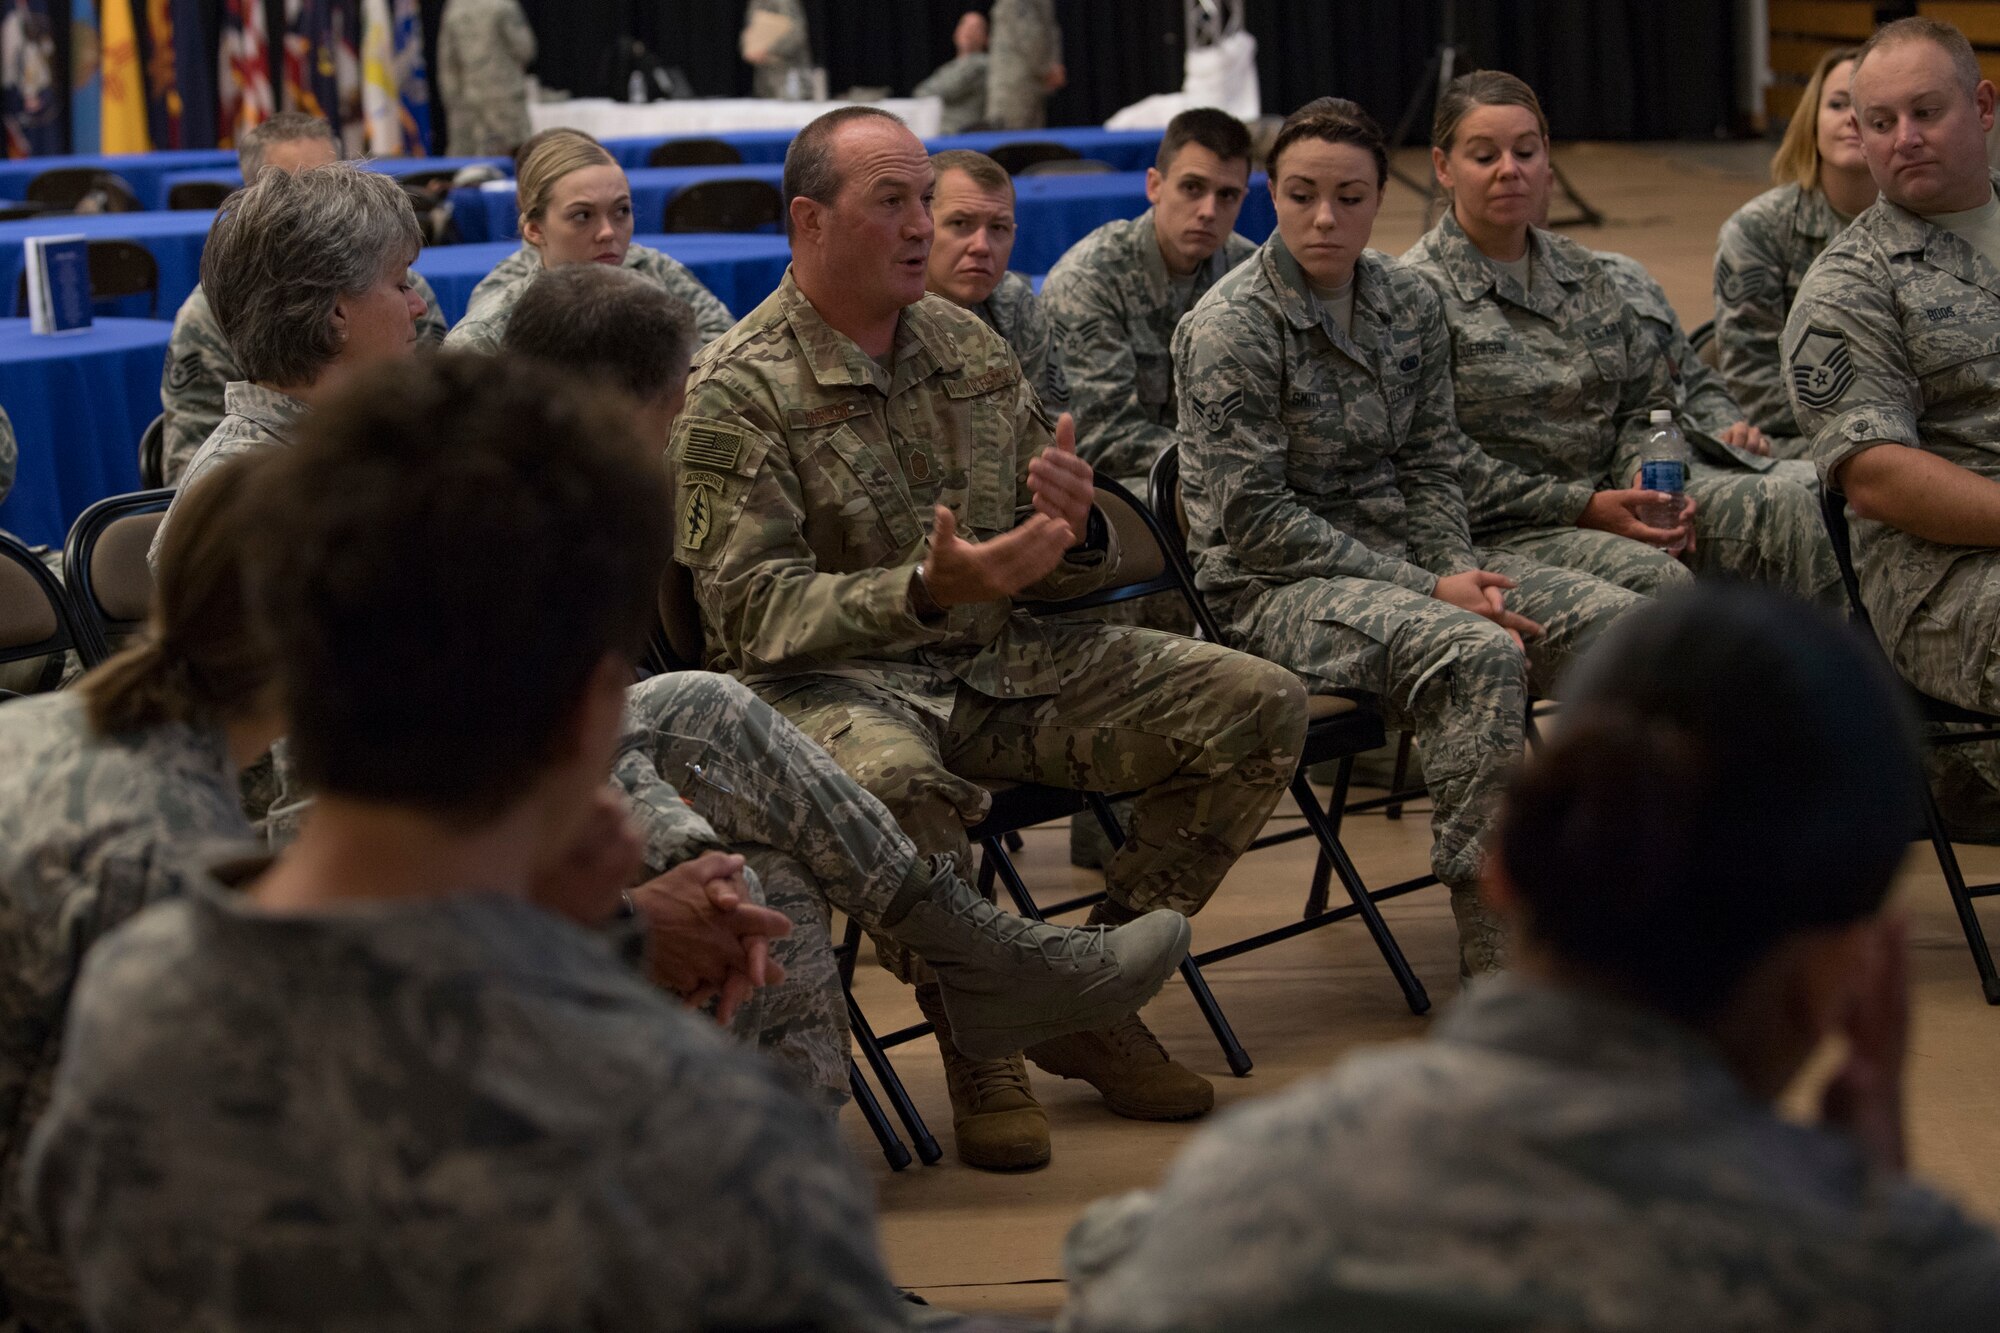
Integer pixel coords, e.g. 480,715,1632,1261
791,401,870,429
1790,323,1855,411
679,423,746,473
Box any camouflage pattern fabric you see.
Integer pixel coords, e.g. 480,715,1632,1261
1175,236,1642,963
1402,214,1835,603
436,0,536,155
1716,182,1852,441
446,242,736,353
985,0,1060,130
1057,974,2000,1333
745,0,812,100
677,271,1306,978
972,269,1067,414
914,52,990,134
149,381,310,565
1041,210,1256,489
0,402,15,503
0,693,253,1333
160,280,447,486
22,876,912,1333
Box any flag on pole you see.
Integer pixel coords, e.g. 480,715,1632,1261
169,0,213,146
361,0,425,155
2,0,63,157
98,0,149,153
217,0,271,146
140,0,181,146
282,0,336,125
70,0,100,152
331,0,360,154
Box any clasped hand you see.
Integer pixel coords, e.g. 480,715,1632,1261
1433,570,1544,651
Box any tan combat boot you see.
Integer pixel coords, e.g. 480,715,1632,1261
914,982,1051,1171
1022,899,1214,1121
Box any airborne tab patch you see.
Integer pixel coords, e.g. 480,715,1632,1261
1790,324,1855,411
679,423,745,473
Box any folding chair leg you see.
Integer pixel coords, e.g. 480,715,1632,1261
1307,756,1357,919
844,988,943,1164
850,1060,912,1170
1384,732,1415,821
1920,788,2000,1005
1292,771,1431,1016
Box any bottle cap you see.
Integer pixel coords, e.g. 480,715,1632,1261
1650,410,1673,424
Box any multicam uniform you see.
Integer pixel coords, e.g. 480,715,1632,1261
1174,236,1643,967
1716,182,1854,444
445,242,736,353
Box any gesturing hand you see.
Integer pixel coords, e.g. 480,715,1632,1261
1580,486,1699,553
1027,412,1095,544
633,850,794,1025
1433,569,1544,651
920,504,1074,608
530,788,646,925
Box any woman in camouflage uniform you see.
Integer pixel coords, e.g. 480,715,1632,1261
1714,46,1876,444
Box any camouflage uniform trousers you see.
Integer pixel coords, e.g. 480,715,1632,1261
768,624,1308,982
1484,524,1695,598
1684,458,1840,605
446,99,531,156
1233,551,1644,968
1887,551,2000,844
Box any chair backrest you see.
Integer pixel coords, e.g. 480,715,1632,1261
648,560,706,674
1018,474,1205,626
14,239,161,318
1688,317,1719,371
0,528,84,677
1019,158,1115,176
62,488,173,667
0,202,49,221
166,180,234,211
1145,446,1229,642
137,412,166,490
397,167,461,192
660,179,784,233
25,167,141,212
647,137,743,167
989,141,1081,175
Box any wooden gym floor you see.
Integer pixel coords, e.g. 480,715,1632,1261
839,141,2000,1318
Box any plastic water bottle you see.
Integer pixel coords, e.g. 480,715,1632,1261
1637,409,1691,556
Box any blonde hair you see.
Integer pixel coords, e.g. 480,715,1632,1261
1771,47,1860,189
515,128,620,236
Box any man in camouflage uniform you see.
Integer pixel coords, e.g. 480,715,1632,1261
743,0,813,100
157,113,447,485
1175,228,1643,973
1042,108,1257,492
986,0,1062,130
679,107,1306,1169
915,11,990,135
437,0,536,155
1402,214,1837,603
1789,18,2000,839
926,149,1066,412
445,239,735,353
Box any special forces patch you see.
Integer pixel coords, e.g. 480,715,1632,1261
680,470,724,550
1188,387,1244,433
1790,324,1855,411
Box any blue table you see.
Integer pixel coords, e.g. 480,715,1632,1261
414,232,792,327
0,150,238,211
0,211,212,319
448,164,786,243
928,128,1166,173
603,128,798,170
0,318,166,548
159,154,515,209
1010,170,1273,272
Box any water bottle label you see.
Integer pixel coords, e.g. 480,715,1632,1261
1641,459,1686,494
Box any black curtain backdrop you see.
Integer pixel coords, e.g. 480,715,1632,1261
75,0,1758,154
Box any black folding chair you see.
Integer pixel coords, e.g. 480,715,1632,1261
61,488,173,668
660,179,783,234
13,239,160,318
0,529,86,693
167,180,234,211
647,137,744,167
989,141,1082,175
25,167,141,213
1018,158,1116,176
1689,317,1720,371
137,412,166,490
1821,485,2000,1003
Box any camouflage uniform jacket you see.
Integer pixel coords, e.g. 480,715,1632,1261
986,0,1060,126
0,404,15,504
914,53,990,135
1401,214,1674,540
1787,171,2000,660
22,877,911,1333
1059,974,2000,1333
0,693,250,1330
675,268,1119,717
1172,235,1476,632
1717,182,1851,438
1041,210,1256,483
745,0,812,99
447,242,736,352
160,279,445,486
436,0,536,150
972,268,1067,413
150,381,308,564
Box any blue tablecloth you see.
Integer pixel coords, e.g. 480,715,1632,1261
413,232,792,326
0,150,237,210
1010,170,1273,272
448,164,786,243
928,128,1165,172
603,129,798,169
0,211,212,319
0,318,166,547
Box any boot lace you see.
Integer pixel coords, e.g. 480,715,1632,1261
967,1055,1033,1104
1102,1011,1168,1064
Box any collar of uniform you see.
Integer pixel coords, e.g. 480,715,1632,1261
778,271,963,392
222,381,311,438
1872,170,2000,302
1262,232,1389,369
1790,182,1841,241
1429,211,1583,318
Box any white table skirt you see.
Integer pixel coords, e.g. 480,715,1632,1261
529,96,944,141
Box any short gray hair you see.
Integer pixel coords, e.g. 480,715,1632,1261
203,163,422,386
1856,16,1984,97
501,264,697,404
236,112,339,183
783,105,906,239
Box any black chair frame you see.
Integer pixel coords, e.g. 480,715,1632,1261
646,137,744,167
988,141,1082,175
1821,484,2000,1003
0,529,86,690
660,178,784,234
137,412,166,490
61,488,174,668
